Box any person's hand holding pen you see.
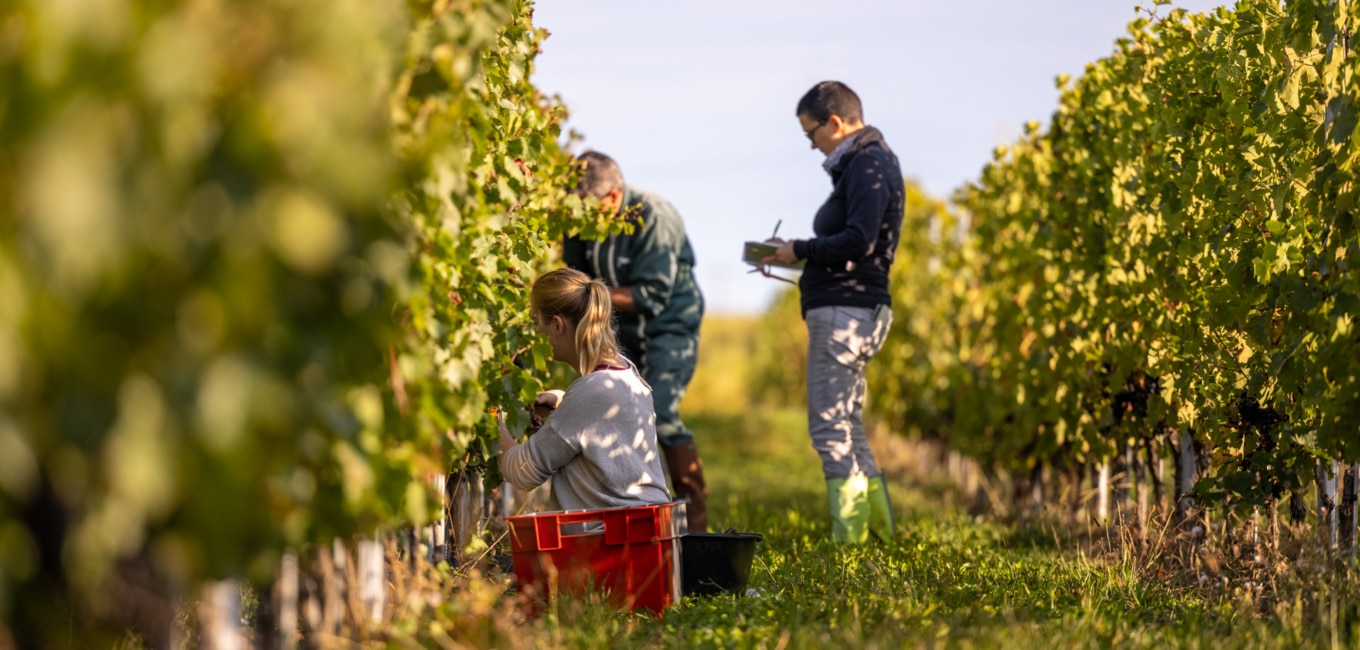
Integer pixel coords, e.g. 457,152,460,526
760,219,800,266
761,240,799,266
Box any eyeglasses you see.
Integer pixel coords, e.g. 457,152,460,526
803,119,827,142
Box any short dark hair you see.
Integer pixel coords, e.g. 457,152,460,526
574,150,624,199
796,81,863,124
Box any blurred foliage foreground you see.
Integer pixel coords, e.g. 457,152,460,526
0,0,623,645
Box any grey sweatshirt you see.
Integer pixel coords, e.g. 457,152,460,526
499,361,672,511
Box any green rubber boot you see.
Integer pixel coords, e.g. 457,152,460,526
867,475,895,542
826,474,870,544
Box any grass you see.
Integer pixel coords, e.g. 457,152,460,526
504,407,1343,649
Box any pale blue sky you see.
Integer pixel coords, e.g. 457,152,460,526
531,1,1226,315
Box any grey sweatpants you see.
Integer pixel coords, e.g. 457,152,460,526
805,304,893,480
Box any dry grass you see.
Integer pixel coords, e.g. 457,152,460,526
871,426,1360,647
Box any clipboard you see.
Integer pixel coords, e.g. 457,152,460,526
743,241,805,270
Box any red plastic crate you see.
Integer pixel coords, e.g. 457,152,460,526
507,502,683,616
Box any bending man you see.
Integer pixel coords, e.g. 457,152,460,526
563,151,709,532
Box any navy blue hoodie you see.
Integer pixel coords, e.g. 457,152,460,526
792,126,904,317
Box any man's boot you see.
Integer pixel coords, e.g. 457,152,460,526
867,474,895,542
826,474,870,544
664,440,708,532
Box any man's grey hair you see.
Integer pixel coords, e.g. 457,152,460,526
575,150,624,199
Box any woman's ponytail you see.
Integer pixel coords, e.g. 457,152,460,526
530,268,621,374
574,280,618,373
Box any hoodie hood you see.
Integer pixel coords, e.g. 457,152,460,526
824,125,891,176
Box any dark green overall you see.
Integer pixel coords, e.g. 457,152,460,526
563,186,704,446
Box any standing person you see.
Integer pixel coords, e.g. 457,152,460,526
765,81,905,544
562,151,709,532
497,268,672,511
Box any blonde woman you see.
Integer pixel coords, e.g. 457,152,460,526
497,268,672,511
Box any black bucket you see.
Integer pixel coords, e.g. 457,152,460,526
680,530,763,597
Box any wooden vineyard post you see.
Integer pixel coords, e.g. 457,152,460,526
955,450,979,515
275,551,299,650
338,539,354,634
448,469,486,566
1251,507,1261,548
357,538,386,625
1097,460,1111,526
1065,464,1086,523
947,451,963,490
1155,454,1165,513
1028,463,1045,517
1135,445,1149,536
1316,458,1340,557
1291,489,1309,524
962,456,981,515
500,479,515,518
1113,445,1131,525
201,580,242,650
1174,430,1198,527
312,543,342,640
428,474,448,564
1146,433,1165,516
1343,465,1354,560
1266,491,1281,551
1341,464,1359,562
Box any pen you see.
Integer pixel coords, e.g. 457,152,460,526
771,219,782,240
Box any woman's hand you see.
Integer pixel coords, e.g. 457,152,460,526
536,390,564,409
527,390,565,432
496,409,516,450
761,238,799,266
